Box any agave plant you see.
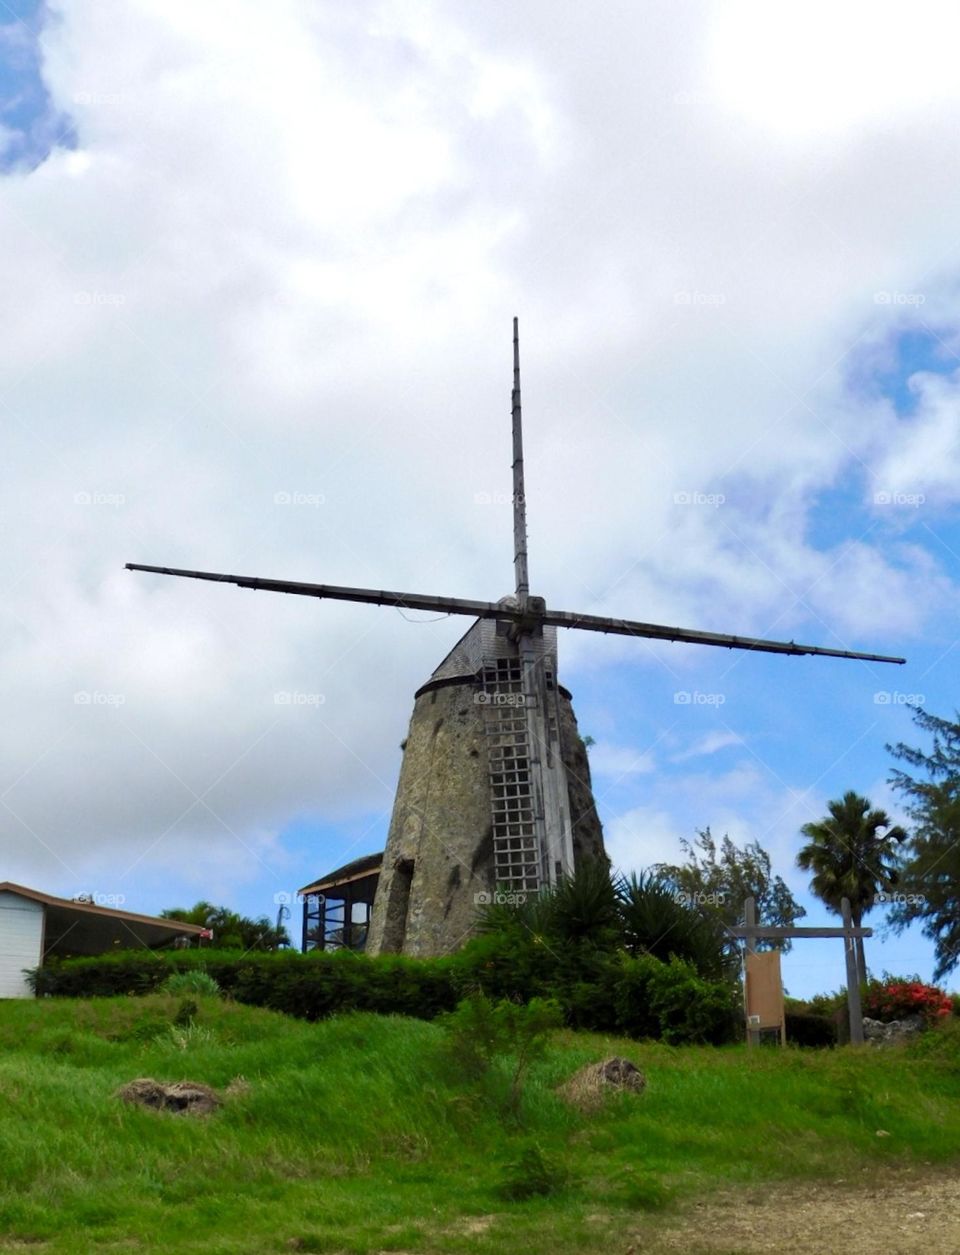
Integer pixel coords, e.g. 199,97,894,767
616,870,729,980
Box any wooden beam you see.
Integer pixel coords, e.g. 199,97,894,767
744,897,759,1047
730,925,873,940
541,608,905,664
842,898,865,1046
125,565,906,666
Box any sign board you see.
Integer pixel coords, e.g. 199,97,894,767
744,949,785,1044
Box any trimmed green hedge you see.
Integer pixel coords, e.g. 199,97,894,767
26,943,740,1045
784,1010,837,1048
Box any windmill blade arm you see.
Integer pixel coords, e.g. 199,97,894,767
125,564,509,620
126,565,905,663
541,607,905,665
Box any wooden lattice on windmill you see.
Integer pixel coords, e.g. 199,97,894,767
127,319,905,959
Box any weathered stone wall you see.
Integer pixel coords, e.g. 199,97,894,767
558,691,608,868
366,678,608,959
366,681,495,958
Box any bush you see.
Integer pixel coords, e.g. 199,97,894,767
496,1144,568,1200
645,956,740,1045
863,976,952,1024
784,1010,837,1048
27,930,740,1045
439,994,562,1112
162,970,221,997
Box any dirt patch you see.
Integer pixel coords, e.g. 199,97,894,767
649,1166,960,1254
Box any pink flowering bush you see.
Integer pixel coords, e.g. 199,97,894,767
864,977,952,1024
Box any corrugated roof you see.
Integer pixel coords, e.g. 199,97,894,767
0,882,207,933
298,852,383,895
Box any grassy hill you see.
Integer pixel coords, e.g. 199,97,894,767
1,995,959,1253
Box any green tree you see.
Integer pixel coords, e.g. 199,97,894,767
161,901,290,951
796,791,906,977
655,828,806,955
887,706,960,981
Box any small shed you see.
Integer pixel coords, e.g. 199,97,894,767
0,882,208,998
298,853,382,953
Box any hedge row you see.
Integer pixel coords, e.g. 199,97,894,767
27,942,742,1045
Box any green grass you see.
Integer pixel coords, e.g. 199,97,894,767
0,996,958,1253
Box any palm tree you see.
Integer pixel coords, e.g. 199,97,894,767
796,791,907,978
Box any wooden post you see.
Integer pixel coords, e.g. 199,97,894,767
743,897,760,1047
842,897,864,1045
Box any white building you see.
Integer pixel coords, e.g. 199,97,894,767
0,882,206,998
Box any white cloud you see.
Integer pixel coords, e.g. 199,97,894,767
1,0,959,899
869,369,960,507
672,731,742,762
587,742,656,779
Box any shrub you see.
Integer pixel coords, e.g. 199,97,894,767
162,970,221,997
28,937,740,1045
496,1144,568,1200
645,956,739,1045
784,1010,837,1048
863,977,952,1024
438,994,562,1111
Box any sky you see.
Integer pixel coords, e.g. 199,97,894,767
2,0,960,999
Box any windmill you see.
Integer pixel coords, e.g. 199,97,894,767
127,319,905,958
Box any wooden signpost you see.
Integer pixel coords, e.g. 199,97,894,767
731,897,872,1046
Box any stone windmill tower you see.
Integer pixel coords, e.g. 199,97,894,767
127,319,904,958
